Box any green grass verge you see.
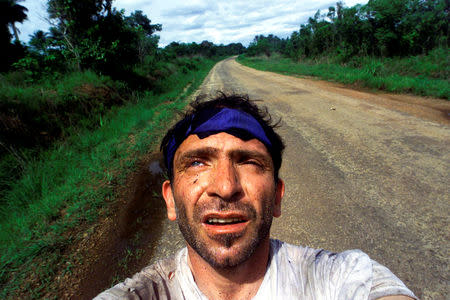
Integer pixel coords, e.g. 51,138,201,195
0,57,219,298
237,50,449,100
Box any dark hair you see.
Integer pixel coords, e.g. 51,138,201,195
160,93,285,180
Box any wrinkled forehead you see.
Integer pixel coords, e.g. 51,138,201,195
174,131,272,161
165,108,272,176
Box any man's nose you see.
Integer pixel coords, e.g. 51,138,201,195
206,159,242,200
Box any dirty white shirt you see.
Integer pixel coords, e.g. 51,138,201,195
94,239,417,300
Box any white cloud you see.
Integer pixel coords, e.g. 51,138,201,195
15,0,50,41
17,0,369,47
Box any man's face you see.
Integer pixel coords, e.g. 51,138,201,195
162,132,284,269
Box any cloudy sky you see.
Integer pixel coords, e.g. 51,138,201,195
17,0,368,47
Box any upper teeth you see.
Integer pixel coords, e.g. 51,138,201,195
207,218,242,224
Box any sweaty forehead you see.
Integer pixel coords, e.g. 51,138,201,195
174,132,271,162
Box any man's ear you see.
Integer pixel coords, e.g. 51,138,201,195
273,179,284,218
162,180,177,221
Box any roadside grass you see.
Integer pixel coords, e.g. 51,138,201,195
0,57,218,298
237,49,449,99
0,70,128,200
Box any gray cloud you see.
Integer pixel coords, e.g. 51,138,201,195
181,23,204,31
162,6,208,17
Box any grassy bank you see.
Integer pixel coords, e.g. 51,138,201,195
237,48,449,99
0,57,219,298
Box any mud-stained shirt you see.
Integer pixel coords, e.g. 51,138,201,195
94,239,417,300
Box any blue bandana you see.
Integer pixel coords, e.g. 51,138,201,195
166,108,272,176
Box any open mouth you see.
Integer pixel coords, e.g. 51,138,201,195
205,217,247,225
202,214,249,235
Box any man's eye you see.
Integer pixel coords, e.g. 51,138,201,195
190,161,204,167
243,160,263,168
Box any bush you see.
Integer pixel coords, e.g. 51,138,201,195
0,71,125,153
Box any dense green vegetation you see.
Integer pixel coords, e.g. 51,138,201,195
244,0,448,98
289,0,447,59
0,0,243,297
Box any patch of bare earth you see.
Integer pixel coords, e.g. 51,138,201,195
41,152,168,299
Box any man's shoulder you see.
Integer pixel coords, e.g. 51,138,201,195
271,238,370,268
93,248,185,299
269,239,417,299
140,252,179,279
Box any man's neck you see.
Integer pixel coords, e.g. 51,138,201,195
186,239,271,300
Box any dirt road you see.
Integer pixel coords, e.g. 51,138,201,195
73,57,449,299
193,57,449,298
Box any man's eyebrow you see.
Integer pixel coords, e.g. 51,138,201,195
176,147,272,167
177,147,219,161
231,149,273,166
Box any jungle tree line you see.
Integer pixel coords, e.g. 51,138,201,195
246,34,288,57
163,40,245,59
1,0,244,85
247,0,448,60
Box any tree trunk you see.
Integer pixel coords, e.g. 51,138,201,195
11,23,20,42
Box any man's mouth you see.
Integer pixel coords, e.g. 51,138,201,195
201,213,249,234
205,217,247,225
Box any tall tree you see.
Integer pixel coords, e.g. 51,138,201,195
125,10,161,36
46,0,162,79
47,0,113,70
366,0,409,56
0,0,28,42
0,0,28,71
125,10,161,63
29,30,48,53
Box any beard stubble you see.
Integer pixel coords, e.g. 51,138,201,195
174,196,274,269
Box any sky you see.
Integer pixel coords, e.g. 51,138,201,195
16,0,369,47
